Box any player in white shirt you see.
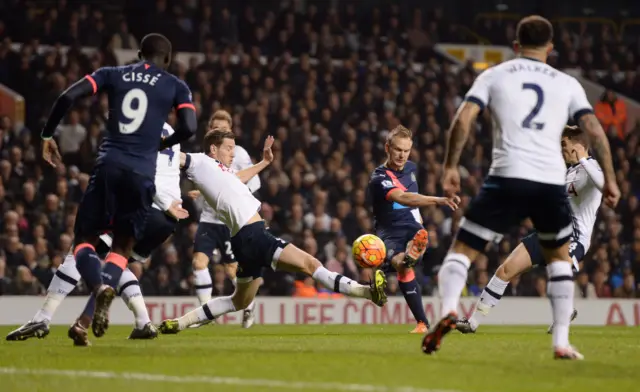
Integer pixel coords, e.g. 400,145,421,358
422,16,619,360
157,131,388,334
456,126,603,334
189,111,262,329
6,123,189,345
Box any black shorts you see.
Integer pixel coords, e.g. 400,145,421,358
377,221,425,272
194,222,236,263
74,164,155,241
522,232,585,271
231,221,289,282
98,208,177,262
457,176,573,251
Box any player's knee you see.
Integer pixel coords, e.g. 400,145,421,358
192,253,210,270
304,255,323,276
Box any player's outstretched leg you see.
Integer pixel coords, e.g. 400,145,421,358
457,243,532,334
228,264,256,329
118,268,157,339
278,244,387,306
6,253,80,341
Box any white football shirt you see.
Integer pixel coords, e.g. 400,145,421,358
200,145,261,225
152,123,182,211
566,157,603,252
465,57,593,185
185,153,261,236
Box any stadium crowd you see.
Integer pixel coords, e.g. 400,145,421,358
0,0,639,299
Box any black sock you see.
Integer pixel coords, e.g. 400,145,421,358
75,246,103,291
399,279,428,324
81,295,96,319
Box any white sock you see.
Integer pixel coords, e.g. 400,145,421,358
469,275,509,329
178,296,236,330
312,266,371,299
194,268,213,305
547,261,574,349
438,252,471,316
118,268,151,329
33,253,80,324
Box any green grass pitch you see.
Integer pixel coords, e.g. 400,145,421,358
0,325,638,392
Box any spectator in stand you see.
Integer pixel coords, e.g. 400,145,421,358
595,90,628,141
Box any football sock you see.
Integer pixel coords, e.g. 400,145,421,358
398,269,428,324
177,296,236,330
194,268,213,305
101,252,128,289
438,252,471,316
119,268,151,329
81,295,96,320
469,275,509,329
74,243,102,291
312,266,371,299
33,254,80,324
547,261,574,348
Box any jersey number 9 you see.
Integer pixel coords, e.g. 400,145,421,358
119,88,148,134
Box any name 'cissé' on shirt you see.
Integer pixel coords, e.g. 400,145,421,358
122,72,162,85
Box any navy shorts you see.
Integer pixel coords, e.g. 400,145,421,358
194,222,236,263
522,232,585,271
231,221,289,282
74,164,155,241
458,176,573,251
98,208,177,262
377,222,425,272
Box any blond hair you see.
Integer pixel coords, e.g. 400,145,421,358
208,110,232,130
386,125,412,144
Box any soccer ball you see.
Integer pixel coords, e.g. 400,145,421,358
352,234,386,268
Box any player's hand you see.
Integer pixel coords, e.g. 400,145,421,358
263,135,275,163
187,190,201,200
437,195,461,210
166,200,189,220
603,179,621,209
42,138,62,167
441,167,461,196
571,144,587,162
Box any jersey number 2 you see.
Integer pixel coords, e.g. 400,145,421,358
119,88,148,134
521,83,545,130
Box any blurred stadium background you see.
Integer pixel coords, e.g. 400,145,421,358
1,0,639,303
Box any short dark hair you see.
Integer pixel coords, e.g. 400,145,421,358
140,33,172,60
516,15,553,48
203,128,235,152
562,125,589,147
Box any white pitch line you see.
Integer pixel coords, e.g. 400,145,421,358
0,367,462,392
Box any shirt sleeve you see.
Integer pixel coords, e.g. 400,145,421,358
183,153,204,178
568,77,594,124
174,79,195,111
464,67,495,110
370,173,402,201
85,67,113,95
579,157,604,191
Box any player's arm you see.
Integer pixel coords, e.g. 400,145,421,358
235,136,274,184
577,114,615,185
159,80,197,150
386,189,460,210
235,147,262,192
41,75,99,140
443,101,481,169
578,158,604,190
